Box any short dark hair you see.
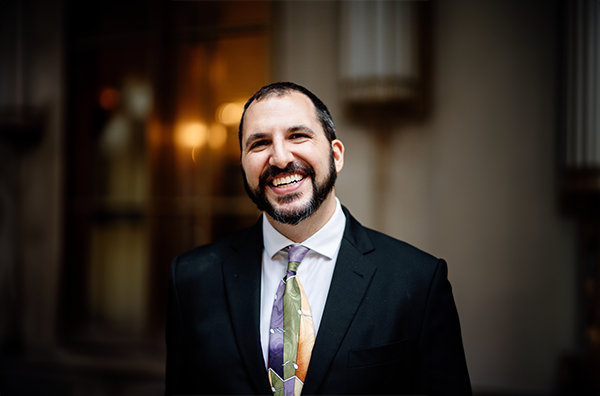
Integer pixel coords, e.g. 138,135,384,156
238,82,336,150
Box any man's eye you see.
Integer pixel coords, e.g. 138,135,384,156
250,140,268,149
290,133,308,139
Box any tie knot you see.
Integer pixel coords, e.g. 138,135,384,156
287,245,309,272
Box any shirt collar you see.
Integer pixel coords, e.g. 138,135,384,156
262,197,346,260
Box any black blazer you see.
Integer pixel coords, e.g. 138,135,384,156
166,207,471,395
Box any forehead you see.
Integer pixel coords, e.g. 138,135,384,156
241,91,322,140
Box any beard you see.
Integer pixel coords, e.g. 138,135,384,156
242,151,337,225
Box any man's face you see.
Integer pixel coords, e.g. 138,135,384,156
240,92,344,225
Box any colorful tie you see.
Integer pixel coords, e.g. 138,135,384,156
268,245,315,396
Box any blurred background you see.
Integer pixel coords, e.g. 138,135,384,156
0,0,599,394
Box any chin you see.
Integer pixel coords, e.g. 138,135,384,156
264,193,319,225
271,196,312,214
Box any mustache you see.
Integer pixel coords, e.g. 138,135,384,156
259,162,315,187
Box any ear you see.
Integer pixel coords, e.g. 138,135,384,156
331,139,344,173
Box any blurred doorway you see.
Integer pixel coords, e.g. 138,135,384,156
61,1,270,392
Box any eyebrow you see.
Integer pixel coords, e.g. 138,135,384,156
244,125,316,150
288,124,316,136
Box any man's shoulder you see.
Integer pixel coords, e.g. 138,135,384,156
170,220,261,277
341,210,443,286
343,207,438,266
361,226,438,263
349,224,446,286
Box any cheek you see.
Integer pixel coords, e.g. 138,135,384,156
242,157,264,182
295,146,327,166
314,150,334,171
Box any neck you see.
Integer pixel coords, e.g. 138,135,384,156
267,192,337,243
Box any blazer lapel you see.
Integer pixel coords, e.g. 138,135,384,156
221,218,273,395
302,208,376,395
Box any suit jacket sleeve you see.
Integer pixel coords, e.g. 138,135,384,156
417,259,471,395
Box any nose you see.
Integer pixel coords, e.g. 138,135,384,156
269,139,294,169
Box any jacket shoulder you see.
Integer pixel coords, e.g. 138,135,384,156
170,221,261,280
342,206,439,265
342,206,439,270
362,226,439,264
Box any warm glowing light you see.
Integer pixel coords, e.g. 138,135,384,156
174,122,207,148
99,88,120,110
209,123,227,150
217,102,245,125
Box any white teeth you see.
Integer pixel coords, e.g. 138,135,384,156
272,174,304,187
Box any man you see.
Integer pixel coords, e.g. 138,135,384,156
165,82,471,395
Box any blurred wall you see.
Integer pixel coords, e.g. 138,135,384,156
273,0,576,393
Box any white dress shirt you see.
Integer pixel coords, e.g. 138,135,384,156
259,197,346,367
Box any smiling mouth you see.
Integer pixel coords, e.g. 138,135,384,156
270,173,305,187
